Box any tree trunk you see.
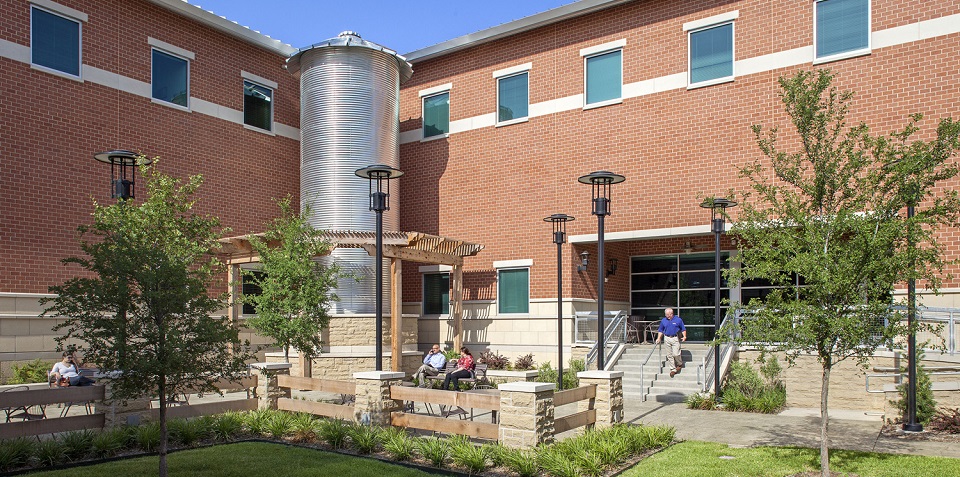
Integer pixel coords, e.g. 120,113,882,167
820,364,831,477
159,373,168,477
284,345,290,364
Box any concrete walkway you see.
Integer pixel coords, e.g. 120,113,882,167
622,399,960,459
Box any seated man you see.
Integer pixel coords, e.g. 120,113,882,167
413,344,447,387
49,352,95,386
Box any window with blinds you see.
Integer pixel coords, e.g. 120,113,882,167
498,268,529,314
423,273,449,315
815,0,870,60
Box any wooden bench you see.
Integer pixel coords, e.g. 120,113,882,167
425,363,489,388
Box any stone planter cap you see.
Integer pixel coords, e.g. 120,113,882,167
354,371,406,380
250,362,293,370
486,369,539,378
499,382,556,393
577,370,624,379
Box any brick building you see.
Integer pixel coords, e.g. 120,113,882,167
2,0,959,406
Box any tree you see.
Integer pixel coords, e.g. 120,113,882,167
728,69,960,476
242,197,340,363
43,161,252,477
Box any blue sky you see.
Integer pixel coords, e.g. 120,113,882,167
188,0,577,55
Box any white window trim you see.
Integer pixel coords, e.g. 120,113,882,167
686,20,736,90
495,71,530,126
150,46,192,111
492,62,532,79
683,10,739,32
422,272,451,317
579,39,626,58
494,259,533,269
582,47,624,109
242,79,275,133
419,265,453,273
30,3,84,81
813,0,872,65
147,37,195,60
418,83,452,98
241,70,278,90
421,90,451,141
496,266,531,316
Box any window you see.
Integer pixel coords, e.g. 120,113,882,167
152,49,189,107
498,268,529,314
494,64,530,124
423,273,450,315
688,22,734,87
815,0,870,61
31,5,82,77
241,271,265,316
581,40,624,108
422,91,449,139
243,80,273,131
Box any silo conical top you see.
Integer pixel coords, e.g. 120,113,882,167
286,31,413,82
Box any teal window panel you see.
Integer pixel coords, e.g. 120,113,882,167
423,92,449,138
31,7,80,77
816,0,869,58
243,81,273,131
498,72,528,122
152,49,189,107
498,269,529,314
585,50,621,105
690,23,733,84
423,273,450,315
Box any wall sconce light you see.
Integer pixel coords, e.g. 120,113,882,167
577,250,589,272
683,241,695,254
606,258,618,277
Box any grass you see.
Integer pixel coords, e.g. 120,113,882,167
23,441,447,477
622,441,960,477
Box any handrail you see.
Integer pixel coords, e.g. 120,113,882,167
638,342,662,402
698,311,739,394
865,370,960,393
585,310,626,367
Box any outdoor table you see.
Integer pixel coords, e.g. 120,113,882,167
465,388,499,423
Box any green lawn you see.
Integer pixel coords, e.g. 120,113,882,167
23,442,448,477
623,441,960,477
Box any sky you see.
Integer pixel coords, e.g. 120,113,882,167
187,0,579,55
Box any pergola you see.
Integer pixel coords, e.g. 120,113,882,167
218,231,484,372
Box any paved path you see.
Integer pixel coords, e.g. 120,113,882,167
622,399,960,459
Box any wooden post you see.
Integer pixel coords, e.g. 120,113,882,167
391,258,402,372
451,264,463,351
227,263,241,355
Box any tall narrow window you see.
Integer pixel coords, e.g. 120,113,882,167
497,72,528,124
423,273,450,315
152,49,189,107
584,49,622,107
31,6,82,77
241,271,265,316
422,91,449,139
815,0,870,60
688,22,734,86
498,268,530,314
243,80,273,131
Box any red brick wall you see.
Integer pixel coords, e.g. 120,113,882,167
398,0,960,304
0,0,300,293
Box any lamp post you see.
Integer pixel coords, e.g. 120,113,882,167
544,214,575,390
94,150,151,199
700,197,737,399
904,196,922,432
578,171,625,370
355,164,403,372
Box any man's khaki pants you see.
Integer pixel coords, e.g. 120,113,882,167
665,335,682,369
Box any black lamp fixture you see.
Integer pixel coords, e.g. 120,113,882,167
606,258,618,278
94,150,151,200
355,164,404,372
577,250,589,272
699,197,737,400
544,213,575,390
578,170,625,370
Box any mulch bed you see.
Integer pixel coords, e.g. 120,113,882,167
879,423,960,442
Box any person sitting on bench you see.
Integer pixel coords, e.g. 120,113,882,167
49,352,94,386
441,347,475,391
414,344,447,387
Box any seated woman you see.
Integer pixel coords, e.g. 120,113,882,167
441,347,475,391
49,352,95,386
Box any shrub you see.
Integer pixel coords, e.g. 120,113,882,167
244,408,274,436
290,412,319,442
318,418,350,448
513,353,535,371
8,359,52,384
346,423,380,454
132,421,161,452
91,427,130,458
449,436,487,474
720,358,786,414
685,392,717,410
415,437,449,468
478,350,509,370
61,429,96,461
928,408,960,433
168,417,212,446
500,448,539,477
535,361,580,389
483,443,507,467
265,411,295,439
442,349,461,362
383,428,415,461
537,447,581,477
0,438,35,471
211,412,246,441
891,349,937,425
33,438,61,467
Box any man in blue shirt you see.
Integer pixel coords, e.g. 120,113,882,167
655,308,687,377
414,344,447,386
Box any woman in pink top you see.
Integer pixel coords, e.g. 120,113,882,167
442,347,475,391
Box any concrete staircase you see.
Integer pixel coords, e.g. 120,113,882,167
614,344,710,403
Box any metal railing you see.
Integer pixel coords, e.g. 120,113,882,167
865,370,960,393
639,342,663,402
580,310,627,368
885,306,958,355
697,311,739,394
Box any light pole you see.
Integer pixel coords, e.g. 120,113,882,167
904,196,922,432
700,197,737,399
355,164,403,372
94,150,151,199
578,171,624,370
544,213,575,390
